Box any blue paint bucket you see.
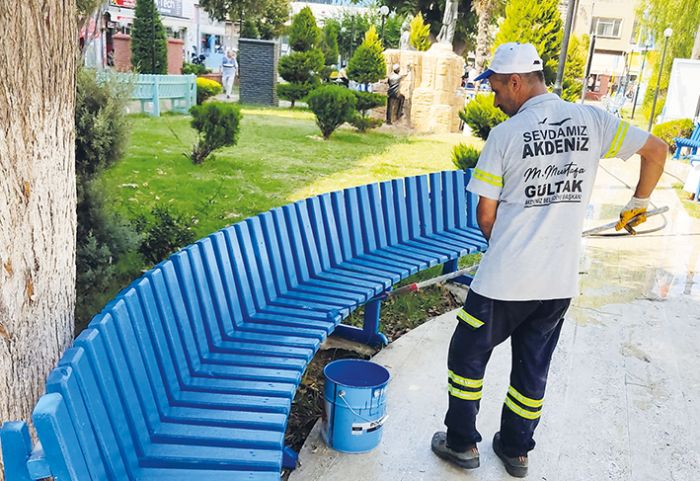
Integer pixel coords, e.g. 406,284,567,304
322,359,391,453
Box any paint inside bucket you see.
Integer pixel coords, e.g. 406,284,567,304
322,359,391,453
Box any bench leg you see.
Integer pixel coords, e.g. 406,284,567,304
443,258,474,287
334,296,389,347
283,445,299,470
0,422,34,481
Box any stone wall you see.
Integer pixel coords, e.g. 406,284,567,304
384,44,465,133
239,38,279,106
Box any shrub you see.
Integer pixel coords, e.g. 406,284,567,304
189,102,243,164
409,12,431,51
182,62,207,75
75,68,138,325
306,85,357,139
278,49,324,83
196,77,223,104
459,94,508,140
133,205,195,265
277,82,315,105
652,118,694,153
353,91,386,113
452,144,481,171
347,26,386,84
349,113,383,132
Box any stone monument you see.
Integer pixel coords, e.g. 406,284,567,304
383,1,465,133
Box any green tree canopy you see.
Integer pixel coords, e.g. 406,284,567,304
493,0,563,84
321,19,341,65
384,0,478,50
639,0,700,120
131,0,168,74
562,34,589,102
289,6,321,51
348,25,387,83
409,12,431,51
199,0,289,39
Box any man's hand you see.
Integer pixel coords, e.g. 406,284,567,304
615,196,649,235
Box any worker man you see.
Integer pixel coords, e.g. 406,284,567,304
430,43,668,477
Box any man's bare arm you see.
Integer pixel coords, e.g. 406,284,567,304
633,134,668,199
476,196,498,240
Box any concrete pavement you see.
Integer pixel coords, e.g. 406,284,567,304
289,157,700,481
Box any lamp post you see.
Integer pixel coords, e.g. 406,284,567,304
379,5,390,47
631,42,649,120
553,0,579,97
648,27,673,131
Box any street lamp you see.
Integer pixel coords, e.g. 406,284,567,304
631,41,650,120
648,27,673,131
379,5,390,47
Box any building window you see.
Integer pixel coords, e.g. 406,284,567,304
594,17,622,39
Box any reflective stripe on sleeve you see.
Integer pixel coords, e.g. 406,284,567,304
473,168,504,187
604,121,630,158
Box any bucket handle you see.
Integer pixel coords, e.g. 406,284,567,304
337,391,387,424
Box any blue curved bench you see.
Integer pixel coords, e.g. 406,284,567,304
1,170,487,481
673,122,700,159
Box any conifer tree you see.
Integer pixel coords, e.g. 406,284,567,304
493,0,562,84
278,7,324,106
347,26,386,84
409,12,431,51
131,0,168,74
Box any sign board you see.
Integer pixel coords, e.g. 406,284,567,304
110,0,182,17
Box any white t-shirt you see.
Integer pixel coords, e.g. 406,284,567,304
467,93,649,301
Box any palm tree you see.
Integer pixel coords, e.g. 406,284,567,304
472,0,499,72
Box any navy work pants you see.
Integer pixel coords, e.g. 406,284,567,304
444,289,571,457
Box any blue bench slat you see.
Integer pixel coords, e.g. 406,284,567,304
231,222,270,312
417,175,434,236
149,264,305,378
452,170,469,229
443,171,458,230
249,312,336,334
134,466,280,481
405,176,422,239
430,173,445,233
33,393,99,481
49,350,138,479
152,422,282,450
161,405,287,432
257,212,293,296
140,443,280,471
270,208,302,288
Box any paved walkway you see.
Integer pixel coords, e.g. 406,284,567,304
290,157,700,481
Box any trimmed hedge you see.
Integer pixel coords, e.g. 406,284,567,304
452,144,480,171
651,118,694,153
306,85,357,139
196,77,223,105
459,94,507,140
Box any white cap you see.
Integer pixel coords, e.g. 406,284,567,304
474,43,543,81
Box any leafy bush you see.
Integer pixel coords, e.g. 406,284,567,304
182,62,208,75
133,205,195,265
349,112,383,132
459,94,508,140
241,17,260,38
196,77,223,105
75,69,138,325
452,144,481,171
189,102,243,164
321,20,340,66
277,82,315,105
652,118,694,153
347,26,386,84
562,35,589,102
350,91,385,132
409,12,431,51
307,85,357,139
353,91,386,113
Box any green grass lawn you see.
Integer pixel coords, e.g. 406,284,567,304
101,106,479,238
673,183,700,218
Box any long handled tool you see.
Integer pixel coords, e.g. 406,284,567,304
377,264,479,299
581,206,669,237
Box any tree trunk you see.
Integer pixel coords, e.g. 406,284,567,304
0,1,77,477
692,24,700,60
474,0,496,72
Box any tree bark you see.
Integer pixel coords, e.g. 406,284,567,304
474,0,497,72
0,1,77,477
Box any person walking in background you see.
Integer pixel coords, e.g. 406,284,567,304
221,50,238,99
